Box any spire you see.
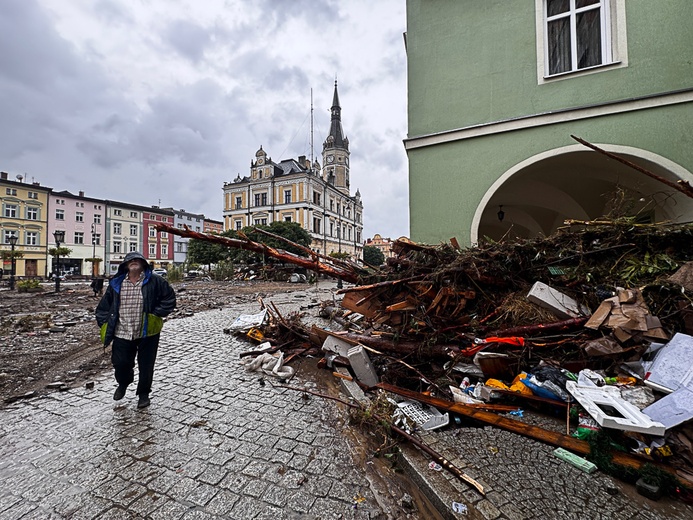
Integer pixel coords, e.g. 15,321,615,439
325,79,347,150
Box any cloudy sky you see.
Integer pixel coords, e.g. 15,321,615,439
0,0,409,240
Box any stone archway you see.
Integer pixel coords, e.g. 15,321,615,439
471,144,693,244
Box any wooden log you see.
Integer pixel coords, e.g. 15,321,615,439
153,223,361,283
309,327,461,360
339,332,460,359
490,317,589,337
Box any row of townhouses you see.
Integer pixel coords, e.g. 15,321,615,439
0,171,222,279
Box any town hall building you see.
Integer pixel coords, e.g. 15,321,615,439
222,82,364,259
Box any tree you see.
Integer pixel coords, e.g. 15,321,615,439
363,245,385,266
187,237,229,270
242,221,312,258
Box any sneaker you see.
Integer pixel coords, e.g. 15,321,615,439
113,386,126,401
137,395,150,409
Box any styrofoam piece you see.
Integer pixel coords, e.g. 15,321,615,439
346,345,379,387
642,386,693,430
227,308,267,332
527,281,587,319
397,400,450,430
644,333,693,393
566,381,666,436
321,335,353,357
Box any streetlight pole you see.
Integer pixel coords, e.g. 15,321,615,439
91,223,96,278
8,233,17,291
53,230,65,293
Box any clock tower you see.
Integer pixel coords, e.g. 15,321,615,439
322,80,350,194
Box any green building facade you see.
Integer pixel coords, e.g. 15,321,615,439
405,0,693,245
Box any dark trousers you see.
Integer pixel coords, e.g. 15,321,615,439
111,335,160,396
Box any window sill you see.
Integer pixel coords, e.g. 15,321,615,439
541,60,623,83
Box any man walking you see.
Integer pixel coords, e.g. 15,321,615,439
96,252,176,408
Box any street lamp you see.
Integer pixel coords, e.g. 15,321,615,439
8,233,18,291
91,223,96,278
53,230,65,293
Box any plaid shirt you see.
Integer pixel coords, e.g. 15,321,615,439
114,273,144,340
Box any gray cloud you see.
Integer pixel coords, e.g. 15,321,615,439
1,0,409,238
162,19,212,63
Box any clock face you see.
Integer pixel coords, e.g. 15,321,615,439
327,155,334,163
258,158,264,165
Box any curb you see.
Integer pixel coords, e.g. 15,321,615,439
335,368,478,519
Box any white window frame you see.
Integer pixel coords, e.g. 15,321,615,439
113,223,122,235
26,207,39,220
161,244,168,257
130,224,138,236
4,204,18,218
25,231,38,246
74,232,84,245
76,212,84,222
113,241,122,253
536,0,627,83
149,243,156,256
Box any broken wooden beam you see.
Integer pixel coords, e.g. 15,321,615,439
153,223,361,283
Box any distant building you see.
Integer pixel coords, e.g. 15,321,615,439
364,234,395,259
49,190,105,277
164,208,205,266
143,207,175,269
222,82,364,259
0,171,52,278
204,218,223,234
104,201,144,275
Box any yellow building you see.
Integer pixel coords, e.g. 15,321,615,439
223,82,364,259
1,172,52,278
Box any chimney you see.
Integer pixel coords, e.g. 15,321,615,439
79,191,85,197
0,172,7,180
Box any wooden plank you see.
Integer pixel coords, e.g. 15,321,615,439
341,290,382,318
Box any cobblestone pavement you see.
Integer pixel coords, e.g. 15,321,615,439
396,414,693,520
0,288,413,520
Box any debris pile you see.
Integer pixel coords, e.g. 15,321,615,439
159,219,693,500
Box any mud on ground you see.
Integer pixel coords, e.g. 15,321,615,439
0,279,304,406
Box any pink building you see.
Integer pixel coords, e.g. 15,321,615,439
143,207,175,267
49,190,106,276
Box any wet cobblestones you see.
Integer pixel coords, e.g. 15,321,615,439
0,291,393,519
401,425,693,519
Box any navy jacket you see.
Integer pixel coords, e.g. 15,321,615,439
95,252,176,346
